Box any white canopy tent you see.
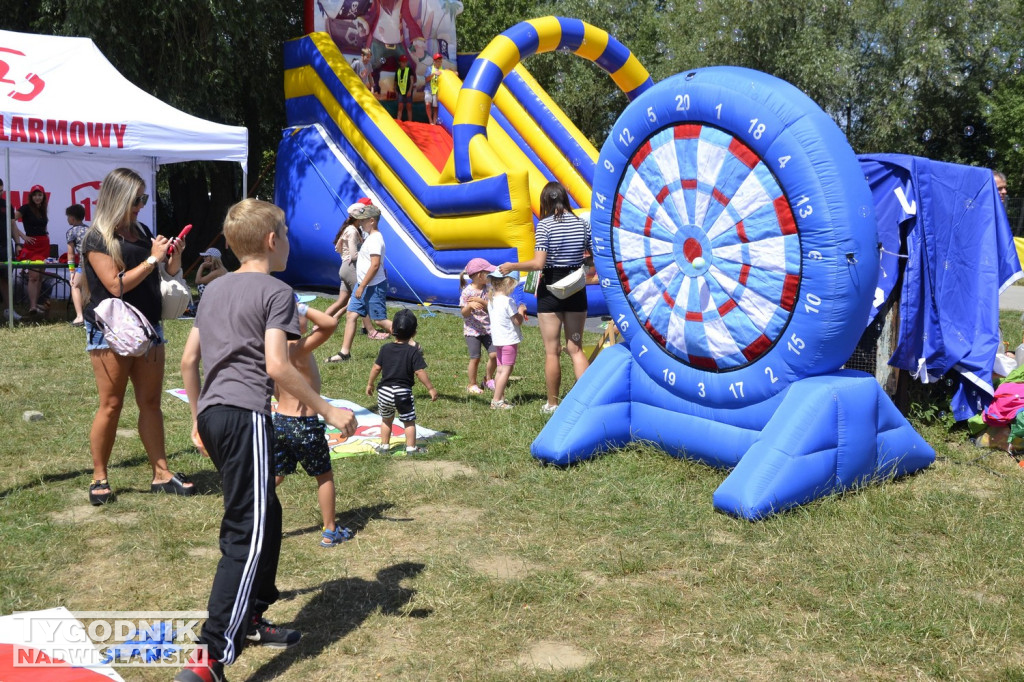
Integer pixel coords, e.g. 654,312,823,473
0,29,248,325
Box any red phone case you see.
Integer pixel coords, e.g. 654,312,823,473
167,224,192,255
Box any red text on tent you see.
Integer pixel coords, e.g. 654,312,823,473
0,115,127,148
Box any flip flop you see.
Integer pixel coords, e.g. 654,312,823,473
89,479,113,506
151,472,197,496
368,330,391,340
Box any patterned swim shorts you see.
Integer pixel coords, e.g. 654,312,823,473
376,385,416,423
272,413,332,477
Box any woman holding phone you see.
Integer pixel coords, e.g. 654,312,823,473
81,167,195,505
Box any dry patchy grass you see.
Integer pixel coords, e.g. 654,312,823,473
1,306,1024,680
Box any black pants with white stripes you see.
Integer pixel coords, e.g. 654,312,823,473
196,405,282,665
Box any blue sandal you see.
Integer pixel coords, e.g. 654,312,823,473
320,526,353,548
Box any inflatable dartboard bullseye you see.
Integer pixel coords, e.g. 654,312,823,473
590,66,878,407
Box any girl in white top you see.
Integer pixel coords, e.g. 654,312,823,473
487,271,527,410
329,204,392,362
324,202,379,339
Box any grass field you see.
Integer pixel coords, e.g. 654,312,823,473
2,303,1024,681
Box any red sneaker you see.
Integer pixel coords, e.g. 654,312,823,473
174,650,225,682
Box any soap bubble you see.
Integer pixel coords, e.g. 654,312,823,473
922,129,933,142
732,29,743,42
963,125,974,137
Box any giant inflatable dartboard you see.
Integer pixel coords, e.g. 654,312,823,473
481,30,939,519
590,66,878,407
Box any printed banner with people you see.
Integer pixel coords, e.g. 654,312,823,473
305,0,462,100
3,155,153,259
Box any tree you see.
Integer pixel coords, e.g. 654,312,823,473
987,76,1024,194
460,0,1021,175
457,0,537,52
28,0,302,263
8,0,1021,255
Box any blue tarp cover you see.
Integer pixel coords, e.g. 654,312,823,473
860,154,1022,420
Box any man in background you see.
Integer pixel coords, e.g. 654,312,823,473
994,170,1008,205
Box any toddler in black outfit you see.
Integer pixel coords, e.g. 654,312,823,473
366,309,438,455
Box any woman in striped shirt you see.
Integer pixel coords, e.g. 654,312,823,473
499,181,591,413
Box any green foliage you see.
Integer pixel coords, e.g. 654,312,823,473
34,0,300,163
457,0,536,52
987,75,1024,194
7,0,1024,231
23,0,302,260
461,0,1024,168
906,378,959,430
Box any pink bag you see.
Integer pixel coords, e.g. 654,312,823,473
92,272,158,357
983,382,1024,426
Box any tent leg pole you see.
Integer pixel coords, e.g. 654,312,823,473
5,149,12,329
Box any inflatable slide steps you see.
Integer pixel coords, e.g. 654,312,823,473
396,121,452,174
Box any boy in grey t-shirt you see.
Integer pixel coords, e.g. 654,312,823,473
177,200,356,682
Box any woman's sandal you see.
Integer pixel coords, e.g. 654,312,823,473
150,472,197,496
368,330,391,340
89,479,113,506
326,352,351,363
467,384,484,394
320,526,354,548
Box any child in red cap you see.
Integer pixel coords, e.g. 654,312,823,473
424,52,446,125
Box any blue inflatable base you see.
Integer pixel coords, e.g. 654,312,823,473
531,345,935,519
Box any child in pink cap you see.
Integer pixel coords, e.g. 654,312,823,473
459,257,499,394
